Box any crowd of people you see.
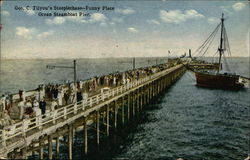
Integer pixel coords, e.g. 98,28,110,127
0,62,177,129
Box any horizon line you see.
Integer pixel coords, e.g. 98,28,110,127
1,56,250,60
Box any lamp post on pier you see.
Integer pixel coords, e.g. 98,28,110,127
46,60,77,84
132,57,135,70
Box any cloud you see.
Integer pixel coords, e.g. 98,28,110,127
89,13,108,23
37,31,54,39
16,27,36,39
127,27,138,33
45,17,66,25
160,9,204,23
16,26,54,40
147,19,160,25
116,8,136,15
23,9,35,15
2,10,10,16
232,2,246,11
207,17,220,24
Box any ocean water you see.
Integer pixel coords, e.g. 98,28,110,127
0,57,249,160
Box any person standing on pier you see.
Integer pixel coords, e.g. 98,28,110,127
39,99,46,115
18,90,23,100
57,90,63,106
33,100,39,108
25,99,33,117
22,90,26,101
33,100,41,125
1,94,6,112
33,100,41,116
64,90,69,105
51,100,57,111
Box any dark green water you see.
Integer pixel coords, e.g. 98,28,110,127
0,57,249,159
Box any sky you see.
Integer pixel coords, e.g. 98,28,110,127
0,0,249,59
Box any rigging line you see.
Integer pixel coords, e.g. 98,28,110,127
224,27,233,67
193,22,221,57
221,25,230,71
224,27,232,57
223,29,228,57
193,23,221,56
199,26,220,58
194,24,221,58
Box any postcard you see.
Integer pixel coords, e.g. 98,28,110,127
0,0,249,159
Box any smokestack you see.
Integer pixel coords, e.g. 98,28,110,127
189,49,192,58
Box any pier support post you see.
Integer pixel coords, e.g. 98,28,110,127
114,101,117,129
122,97,125,124
21,147,27,159
132,92,135,116
68,124,73,160
48,135,53,160
56,136,60,158
106,104,109,136
151,83,153,99
160,79,162,92
127,94,130,121
148,83,151,100
96,110,100,146
39,139,43,159
84,117,88,154
137,89,140,114
152,81,155,97
72,127,75,140
157,80,160,94
140,89,143,109
162,78,164,91
147,86,150,103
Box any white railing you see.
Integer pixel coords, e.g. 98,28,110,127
0,64,184,149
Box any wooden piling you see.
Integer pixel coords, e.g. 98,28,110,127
21,147,27,159
48,135,53,160
127,94,130,121
39,138,43,159
56,136,60,158
136,89,140,114
122,97,125,124
68,125,73,160
96,110,100,145
132,92,135,116
106,104,109,136
84,117,88,155
114,101,117,129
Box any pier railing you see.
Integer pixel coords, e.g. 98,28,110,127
0,64,183,149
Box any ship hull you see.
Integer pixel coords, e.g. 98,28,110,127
195,72,244,89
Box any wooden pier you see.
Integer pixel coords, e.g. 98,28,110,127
0,63,186,159
187,63,220,71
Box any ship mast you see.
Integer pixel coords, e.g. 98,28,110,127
217,13,224,73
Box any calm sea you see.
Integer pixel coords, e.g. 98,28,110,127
0,57,249,160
